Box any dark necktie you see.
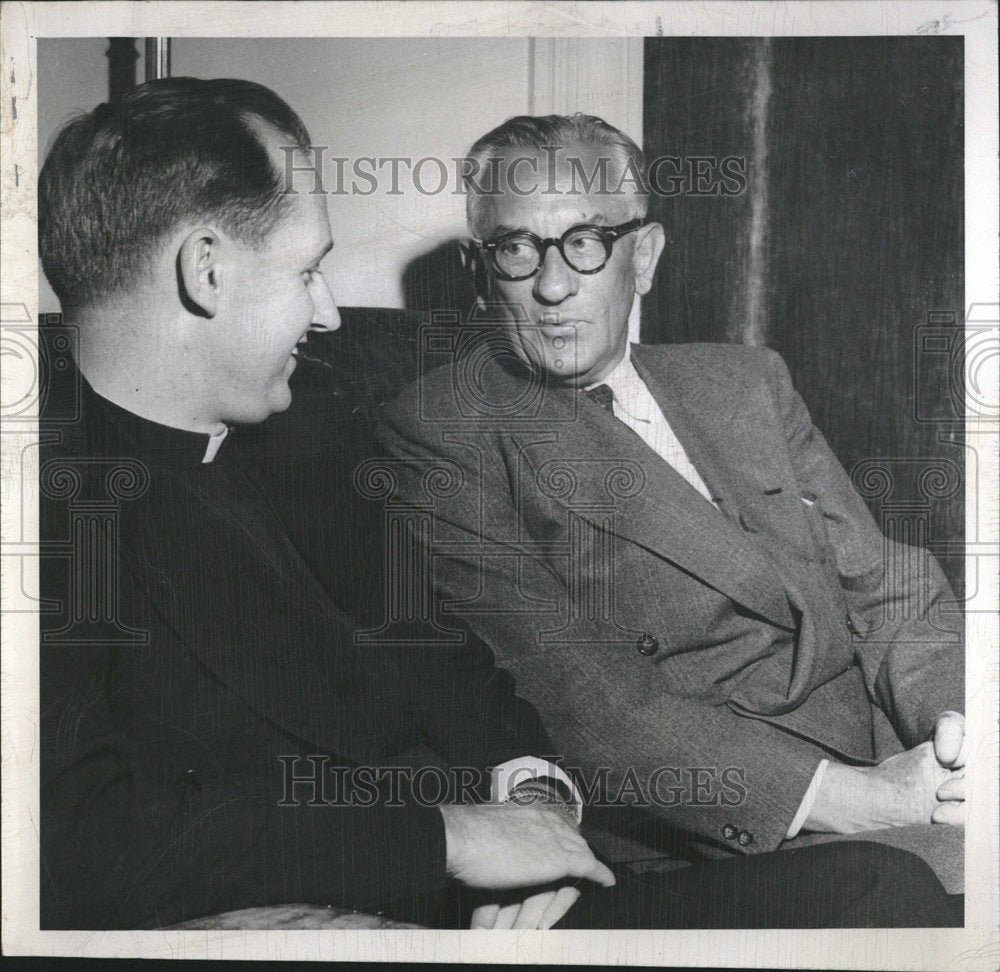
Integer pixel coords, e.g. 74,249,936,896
587,383,616,413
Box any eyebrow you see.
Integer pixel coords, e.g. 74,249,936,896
486,215,614,238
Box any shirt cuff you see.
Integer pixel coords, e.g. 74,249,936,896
490,757,583,824
785,758,830,839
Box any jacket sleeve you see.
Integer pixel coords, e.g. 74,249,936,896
384,633,559,789
376,397,828,856
239,367,559,786
38,469,452,929
760,347,964,747
40,640,448,930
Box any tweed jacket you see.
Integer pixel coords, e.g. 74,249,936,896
377,341,964,855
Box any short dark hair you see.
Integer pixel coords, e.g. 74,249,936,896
464,113,648,236
39,77,311,313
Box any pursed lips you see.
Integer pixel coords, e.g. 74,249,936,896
536,317,585,337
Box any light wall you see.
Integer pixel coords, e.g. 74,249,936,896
38,37,642,326
172,38,533,310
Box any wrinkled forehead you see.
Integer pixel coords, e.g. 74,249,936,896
471,142,639,236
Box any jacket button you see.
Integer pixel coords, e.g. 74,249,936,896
637,633,659,656
846,613,863,635
738,830,754,847
722,823,738,840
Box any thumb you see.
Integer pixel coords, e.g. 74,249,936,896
933,711,965,767
574,854,617,888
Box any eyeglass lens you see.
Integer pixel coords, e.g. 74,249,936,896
494,227,609,277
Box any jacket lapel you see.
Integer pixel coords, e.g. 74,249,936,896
631,344,817,558
520,362,795,630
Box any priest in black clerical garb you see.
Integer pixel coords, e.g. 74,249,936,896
37,77,961,930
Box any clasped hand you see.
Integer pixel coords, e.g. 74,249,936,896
439,800,615,929
808,710,967,834
928,709,966,824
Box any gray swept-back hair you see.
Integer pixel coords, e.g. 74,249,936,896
463,113,648,237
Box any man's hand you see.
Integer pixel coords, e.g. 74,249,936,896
804,713,966,834
439,802,615,895
931,710,966,825
932,710,966,768
470,886,583,930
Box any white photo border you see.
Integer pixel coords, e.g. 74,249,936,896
2,2,997,966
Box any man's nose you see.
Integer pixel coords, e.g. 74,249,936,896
309,274,341,332
533,244,579,305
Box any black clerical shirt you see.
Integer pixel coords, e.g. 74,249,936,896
39,355,552,929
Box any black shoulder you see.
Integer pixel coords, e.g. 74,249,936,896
381,359,456,422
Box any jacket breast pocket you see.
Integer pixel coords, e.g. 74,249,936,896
799,492,885,593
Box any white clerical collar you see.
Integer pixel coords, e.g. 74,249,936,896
201,426,231,464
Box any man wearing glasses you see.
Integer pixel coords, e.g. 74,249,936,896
378,114,965,896
38,81,962,934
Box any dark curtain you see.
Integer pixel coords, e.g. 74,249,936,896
642,37,965,599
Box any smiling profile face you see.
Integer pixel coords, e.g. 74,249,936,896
208,141,339,424
475,142,665,388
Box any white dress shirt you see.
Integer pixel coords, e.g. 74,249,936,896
491,758,583,823
592,350,716,505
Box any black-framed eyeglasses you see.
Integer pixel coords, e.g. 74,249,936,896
475,218,646,281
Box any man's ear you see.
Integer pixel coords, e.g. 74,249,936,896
177,227,223,318
458,239,493,310
631,221,666,297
